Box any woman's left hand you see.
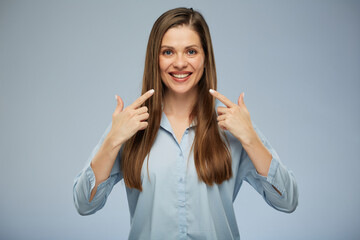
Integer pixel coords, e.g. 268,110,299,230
209,89,257,146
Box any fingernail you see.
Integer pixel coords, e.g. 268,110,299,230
209,89,215,94
149,89,155,94
115,94,117,100
243,92,245,99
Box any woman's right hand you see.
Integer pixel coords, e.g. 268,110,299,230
107,89,155,148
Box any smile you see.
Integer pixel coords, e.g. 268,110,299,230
169,72,192,82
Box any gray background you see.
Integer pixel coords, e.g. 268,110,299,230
1,0,359,239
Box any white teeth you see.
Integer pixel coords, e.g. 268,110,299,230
172,73,190,78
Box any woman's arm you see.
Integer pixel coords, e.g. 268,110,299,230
239,127,283,195
89,134,122,202
73,122,123,215
73,90,154,215
210,90,298,210
240,128,272,178
241,123,299,213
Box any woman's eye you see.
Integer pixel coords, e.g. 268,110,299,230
163,50,173,56
188,49,197,55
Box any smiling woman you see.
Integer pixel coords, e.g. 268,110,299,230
159,26,205,92
159,25,206,142
119,7,234,191
73,7,298,240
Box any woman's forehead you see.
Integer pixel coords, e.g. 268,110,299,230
161,26,201,48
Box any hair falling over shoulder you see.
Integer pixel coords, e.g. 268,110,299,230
121,7,232,191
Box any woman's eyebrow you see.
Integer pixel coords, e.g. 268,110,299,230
185,45,201,49
160,45,201,49
160,45,174,49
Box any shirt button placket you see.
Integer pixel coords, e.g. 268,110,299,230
177,145,187,238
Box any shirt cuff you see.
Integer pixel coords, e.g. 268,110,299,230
85,164,112,201
254,156,284,196
265,155,280,184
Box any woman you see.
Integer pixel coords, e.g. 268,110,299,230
73,7,298,240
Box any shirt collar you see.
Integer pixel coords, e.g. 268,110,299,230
160,111,197,133
160,111,172,133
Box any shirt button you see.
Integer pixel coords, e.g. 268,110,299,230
179,177,184,182
179,201,185,207
179,152,183,157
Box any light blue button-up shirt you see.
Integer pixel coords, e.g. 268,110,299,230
73,101,298,240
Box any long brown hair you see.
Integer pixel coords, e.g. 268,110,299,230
121,7,232,191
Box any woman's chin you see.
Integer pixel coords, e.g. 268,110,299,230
162,80,199,97
170,87,194,95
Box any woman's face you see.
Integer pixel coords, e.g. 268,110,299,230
159,25,205,95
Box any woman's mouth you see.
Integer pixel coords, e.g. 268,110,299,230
169,72,192,82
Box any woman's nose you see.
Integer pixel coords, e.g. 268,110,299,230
173,54,188,69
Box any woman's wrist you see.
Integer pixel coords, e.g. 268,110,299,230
104,133,123,151
237,128,259,147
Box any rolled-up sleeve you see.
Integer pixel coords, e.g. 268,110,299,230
73,122,123,216
241,123,299,213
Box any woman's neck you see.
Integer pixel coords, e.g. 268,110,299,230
163,87,198,119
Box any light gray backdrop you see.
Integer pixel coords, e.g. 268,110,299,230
1,0,359,239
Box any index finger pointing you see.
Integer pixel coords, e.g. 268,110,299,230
130,89,155,109
209,89,234,108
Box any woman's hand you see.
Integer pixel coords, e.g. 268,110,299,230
107,89,155,148
209,89,257,146
209,89,273,177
